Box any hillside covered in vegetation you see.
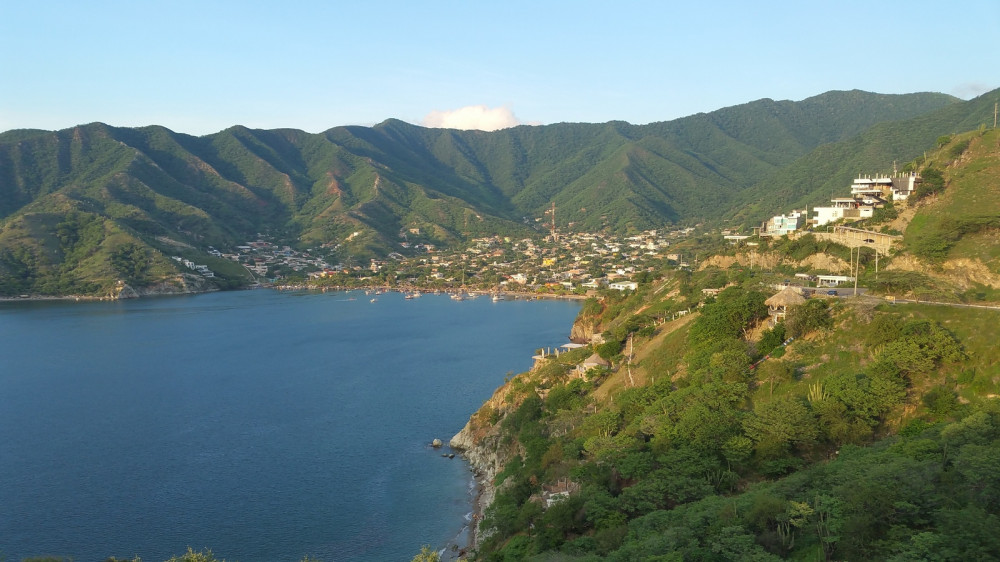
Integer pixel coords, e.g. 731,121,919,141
452,127,1000,560
4,89,996,297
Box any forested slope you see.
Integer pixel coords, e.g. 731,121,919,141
457,129,1000,560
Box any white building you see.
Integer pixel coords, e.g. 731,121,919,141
763,209,808,236
850,175,894,198
850,172,921,201
890,172,921,200
609,281,638,291
816,275,855,287
812,198,875,227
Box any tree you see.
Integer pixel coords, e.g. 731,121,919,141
757,324,787,357
165,548,223,562
913,167,945,200
411,545,441,562
743,398,819,460
923,385,959,417
596,339,623,361
784,299,832,338
689,287,768,344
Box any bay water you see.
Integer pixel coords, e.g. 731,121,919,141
0,290,580,561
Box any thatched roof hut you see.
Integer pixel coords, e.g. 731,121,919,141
582,353,610,369
765,286,806,309
765,287,806,323
577,353,611,377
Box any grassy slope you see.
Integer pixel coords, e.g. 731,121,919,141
905,128,1000,260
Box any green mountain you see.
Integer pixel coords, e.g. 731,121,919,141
452,129,1000,560
732,89,1000,225
0,89,989,296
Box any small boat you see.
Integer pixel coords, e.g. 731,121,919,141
370,298,377,303
492,293,505,302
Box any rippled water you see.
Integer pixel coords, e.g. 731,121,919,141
0,290,580,561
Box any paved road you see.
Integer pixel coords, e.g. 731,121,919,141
793,286,867,298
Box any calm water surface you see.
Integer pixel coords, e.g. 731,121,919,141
0,290,580,561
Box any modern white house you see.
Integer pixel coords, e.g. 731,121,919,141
850,175,894,198
762,209,808,236
609,281,638,291
816,275,855,287
812,198,876,227
850,172,921,201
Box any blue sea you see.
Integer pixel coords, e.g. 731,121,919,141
0,290,580,561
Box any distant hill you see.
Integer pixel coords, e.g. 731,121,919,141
1,88,992,296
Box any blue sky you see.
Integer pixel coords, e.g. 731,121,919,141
2,0,997,135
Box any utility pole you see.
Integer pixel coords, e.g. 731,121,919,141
626,333,635,388
550,202,557,242
994,102,998,129
853,247,860,297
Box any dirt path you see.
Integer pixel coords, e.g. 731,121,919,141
592,312,696,400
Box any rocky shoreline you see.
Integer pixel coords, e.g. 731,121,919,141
0,274,219,303
450,427,496,555
448,374,534,555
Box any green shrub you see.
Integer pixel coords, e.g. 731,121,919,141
923,386,959,417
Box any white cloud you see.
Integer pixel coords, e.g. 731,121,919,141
951,82,993,99
421,105,527,131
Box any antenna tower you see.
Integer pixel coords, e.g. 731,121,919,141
550,202,557,241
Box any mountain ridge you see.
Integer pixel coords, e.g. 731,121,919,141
2,88,994,296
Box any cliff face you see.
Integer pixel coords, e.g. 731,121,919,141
113,274,217,299
570,314,599,343
450,382,523,546
699,251,851,274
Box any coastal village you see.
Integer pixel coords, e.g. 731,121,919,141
167,169,922,321
185,226,700,298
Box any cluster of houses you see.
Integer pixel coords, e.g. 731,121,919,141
354,228,693,293
760,171,921,236
208,226,700,293
171,256,214,278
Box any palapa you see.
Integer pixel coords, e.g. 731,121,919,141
765,286,806,310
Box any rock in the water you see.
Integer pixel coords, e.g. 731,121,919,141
431,438,443,448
